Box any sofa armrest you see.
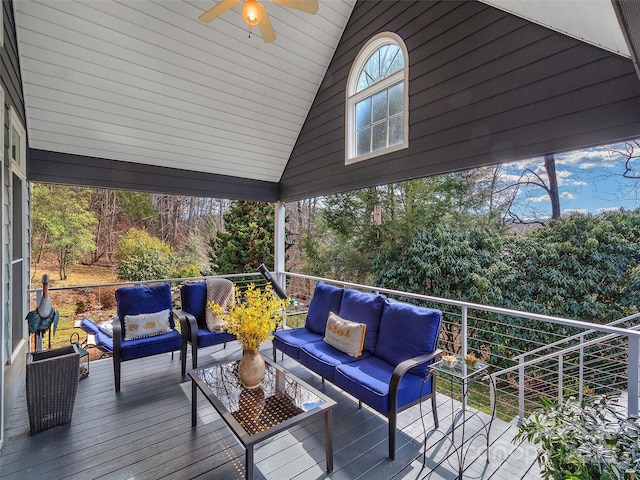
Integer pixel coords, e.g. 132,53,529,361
174,309,198,345
389,348,443,412
112,315,122,353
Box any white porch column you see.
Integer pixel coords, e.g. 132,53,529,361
274,202,286,294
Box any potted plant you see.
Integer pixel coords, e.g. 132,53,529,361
209,283,287,388
514,396,640,479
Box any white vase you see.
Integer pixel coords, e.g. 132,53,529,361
238,349,266,389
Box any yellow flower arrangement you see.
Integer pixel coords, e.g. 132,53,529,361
209,283,288,351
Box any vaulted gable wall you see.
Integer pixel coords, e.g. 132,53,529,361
279,0,640,201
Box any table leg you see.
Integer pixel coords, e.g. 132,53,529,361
191,379,197,427
246,445,254,480
325,409,334,472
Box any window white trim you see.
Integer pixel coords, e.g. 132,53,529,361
345,32,409,165
0,85,4,449
8,107,27,364
8,107,26,176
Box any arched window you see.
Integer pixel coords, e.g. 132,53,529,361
346,32,409,164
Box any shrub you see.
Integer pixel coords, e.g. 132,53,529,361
172,264,202,279
117,250,174,282
116,229,173,281
515,396,640,480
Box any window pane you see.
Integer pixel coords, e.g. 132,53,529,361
356,98,371,130
357,127,371,156
358,53,380,92
379,44,402,77
389,114,403,146
388,49,404,75
372,90,388,123
372,121,387,151
388,82,403,116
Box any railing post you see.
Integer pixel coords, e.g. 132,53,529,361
518,357,525,425
628,334,639,418
558,353,563,404
461,306,468,410
274,202,286,293
578,334,584,404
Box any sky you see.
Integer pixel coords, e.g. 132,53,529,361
498,139,640,220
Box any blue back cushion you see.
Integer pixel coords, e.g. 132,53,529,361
338,290,385,353
374,302,442,377
305,283,345,335
181,282,207,328
115,284,174,330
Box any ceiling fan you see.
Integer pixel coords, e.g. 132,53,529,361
199,0,319,43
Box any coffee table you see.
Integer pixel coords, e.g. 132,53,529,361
189,356,336,479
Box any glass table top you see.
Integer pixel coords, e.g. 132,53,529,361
430,356,489,381
191,358,332,437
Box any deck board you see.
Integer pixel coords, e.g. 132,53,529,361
0,342,540,479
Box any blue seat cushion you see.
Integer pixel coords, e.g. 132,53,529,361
305,283,344,335
119,329,182,361
375,302,442,377
180,282,207,329
79,317,113,353
299,341,369,382
338,290,386,353
116,284,175,331
273,328,323,360
335,356,433,414
194,327,236,348
94,331,114,353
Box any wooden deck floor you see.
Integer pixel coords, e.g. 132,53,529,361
1,343,541,479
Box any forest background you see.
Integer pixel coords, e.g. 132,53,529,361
31,140,640,350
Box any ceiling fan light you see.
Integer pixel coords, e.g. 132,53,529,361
242,0,263,26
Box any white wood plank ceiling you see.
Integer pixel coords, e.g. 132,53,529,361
14,0,356,183
13,1,632,184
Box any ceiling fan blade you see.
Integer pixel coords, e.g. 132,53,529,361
258,3,276,43
199,0,241,23
271,0,319,15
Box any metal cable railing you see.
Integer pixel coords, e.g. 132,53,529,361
284,272,640,420
28,271,640,421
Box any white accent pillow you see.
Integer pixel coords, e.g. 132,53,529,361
99,321,113,337
124,309,172,341
323,311,367,358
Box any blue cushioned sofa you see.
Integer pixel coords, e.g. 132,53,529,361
272,283,443,459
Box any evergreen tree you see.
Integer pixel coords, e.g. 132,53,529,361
209,201,275,274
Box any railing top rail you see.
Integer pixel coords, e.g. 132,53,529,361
512,311,640,360
286,271,640,338
27,272,262,294
495,319,640,381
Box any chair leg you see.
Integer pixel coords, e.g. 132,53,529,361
192,345,198,370
389,411,397,459
431,392,439,429
272,343,277,363
114,357,121,392
181,341,188,377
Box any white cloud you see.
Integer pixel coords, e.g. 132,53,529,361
560,192,575,200
563,208,590,215
529,194,550,203
597,206,623,213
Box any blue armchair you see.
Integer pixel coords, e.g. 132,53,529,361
175,279,236,376
113,284,182,392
